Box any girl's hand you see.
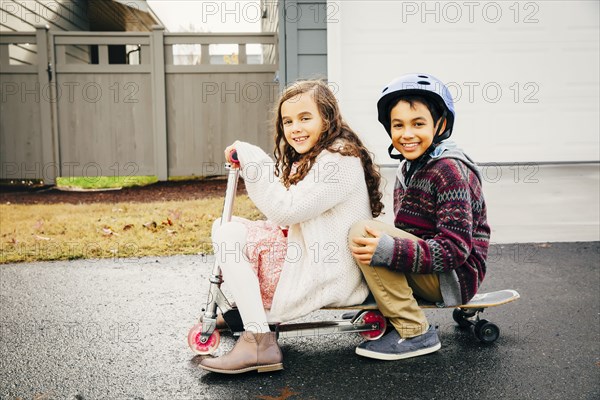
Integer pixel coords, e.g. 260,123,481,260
350,225,381,265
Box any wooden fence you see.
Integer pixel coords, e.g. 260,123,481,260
0,25,278,184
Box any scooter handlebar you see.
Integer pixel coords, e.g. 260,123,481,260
227,148,240,167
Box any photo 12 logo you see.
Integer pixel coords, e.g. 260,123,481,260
0,1,142,24
401,1,540,24
201,1,267,24
200,1,340,24
1,161,141,182
398,80,540,104
0,81,140,104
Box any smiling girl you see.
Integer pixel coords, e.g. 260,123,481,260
200,80,383,374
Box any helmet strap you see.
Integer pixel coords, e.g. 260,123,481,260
405,145,437,185
387,143,404,160
433,110,448,144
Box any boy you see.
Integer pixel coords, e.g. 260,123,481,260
349,73,491,360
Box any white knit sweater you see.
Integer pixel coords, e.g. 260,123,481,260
234,141,371,322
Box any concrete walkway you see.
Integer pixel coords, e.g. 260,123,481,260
378,164,600,243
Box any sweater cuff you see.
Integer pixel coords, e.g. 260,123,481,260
370,233,395,267
234,141,272,167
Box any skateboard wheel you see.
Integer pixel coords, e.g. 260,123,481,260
358,311,387,341
473,319,500,344
452,308,475,329
187,323,221,355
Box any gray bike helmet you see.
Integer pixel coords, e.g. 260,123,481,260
377,73,455,159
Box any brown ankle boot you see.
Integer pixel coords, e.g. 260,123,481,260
200,331,283,374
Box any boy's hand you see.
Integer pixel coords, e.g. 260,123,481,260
350,226,381,265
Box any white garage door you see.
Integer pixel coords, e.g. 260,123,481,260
327,1,599,164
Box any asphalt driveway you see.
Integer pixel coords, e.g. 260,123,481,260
1,242,598,399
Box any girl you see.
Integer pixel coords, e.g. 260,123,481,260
200,80,384,374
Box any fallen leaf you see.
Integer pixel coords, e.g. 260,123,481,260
102,227,119,236
32,391,53,400
7,238,18,245
34,235,50,241
123,224,134,231
162,218,173,226
143,221,158,230
166,229,176,235
256,386,300,400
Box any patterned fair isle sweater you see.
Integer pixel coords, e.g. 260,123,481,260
372,141,491,305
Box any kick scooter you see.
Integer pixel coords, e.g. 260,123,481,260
187,154,388,354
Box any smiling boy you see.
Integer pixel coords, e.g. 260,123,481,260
349,73,491,360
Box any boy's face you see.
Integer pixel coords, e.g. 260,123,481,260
281,91,324,154
390,100,443,161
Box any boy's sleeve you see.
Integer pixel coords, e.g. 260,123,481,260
379,171,474,274
370,234,395,267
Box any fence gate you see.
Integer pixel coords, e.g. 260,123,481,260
0,25,278,185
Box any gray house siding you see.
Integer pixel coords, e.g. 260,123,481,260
261,0,278,65
1,0,90,65
0,0,162,65
275,0,327,85
0,0,90,32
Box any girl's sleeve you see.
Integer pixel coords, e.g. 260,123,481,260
235,141,364,226
383,164,475,274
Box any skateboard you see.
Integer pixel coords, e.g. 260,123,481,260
326,289,521,344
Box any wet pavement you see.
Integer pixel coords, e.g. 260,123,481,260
1,242,598,399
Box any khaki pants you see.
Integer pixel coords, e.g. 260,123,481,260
348,220,443,338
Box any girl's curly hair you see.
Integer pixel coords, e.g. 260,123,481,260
273,80,384,218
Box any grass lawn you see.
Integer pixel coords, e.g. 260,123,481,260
56,175,158,190
0,195,262,263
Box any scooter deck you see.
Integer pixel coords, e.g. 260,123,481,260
322,289,520,311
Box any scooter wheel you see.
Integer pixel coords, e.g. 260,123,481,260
358,311,387,341
187,323,221,355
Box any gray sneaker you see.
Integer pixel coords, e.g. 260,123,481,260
355,325,441,360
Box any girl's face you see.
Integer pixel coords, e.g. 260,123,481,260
280,91,324,154
390,100,444,161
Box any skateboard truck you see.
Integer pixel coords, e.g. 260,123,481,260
452,307,500,343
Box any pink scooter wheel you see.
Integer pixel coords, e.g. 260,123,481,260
358,311,387,341
187,323,221,355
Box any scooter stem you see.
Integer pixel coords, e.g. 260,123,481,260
221,163,240,224
199,163,239,343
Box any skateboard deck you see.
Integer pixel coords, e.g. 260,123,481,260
323,289,520,311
